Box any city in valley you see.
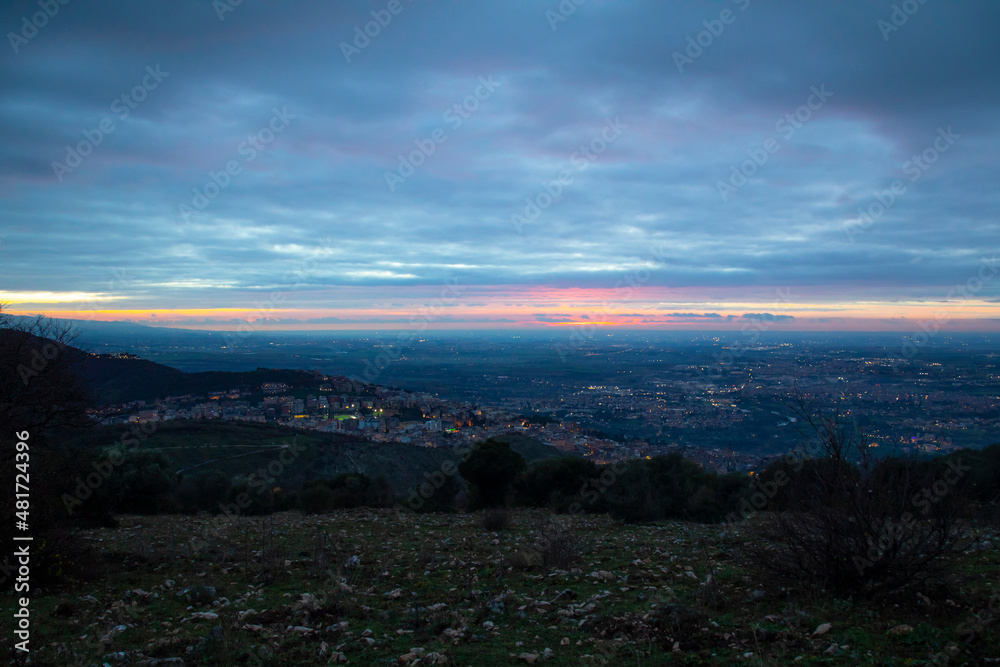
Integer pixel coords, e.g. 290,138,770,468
87,327,1000,472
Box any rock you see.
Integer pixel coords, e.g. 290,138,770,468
519,652,540,664
888,624,913,636
287,626,315,635
241,624,264,634
483,621,495,630
813,622,832,636
751,589,766,601
100,624,128,646
182,612,219,622
294,593,318,613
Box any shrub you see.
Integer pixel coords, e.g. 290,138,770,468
603,454,741,523
300,473,395,513
746,403,977,595
480,507,512,531
459,438,526,508
301,484,337,514
177,470,231,513
540,532,579,570
103,448,178,514
513,456,600,511
226,475,275,516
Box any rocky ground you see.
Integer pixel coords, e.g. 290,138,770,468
6,509,1000,665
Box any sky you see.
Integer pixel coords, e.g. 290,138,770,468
1,0,999,332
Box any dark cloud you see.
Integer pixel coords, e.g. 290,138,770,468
742,313,795,322
1,0,998,317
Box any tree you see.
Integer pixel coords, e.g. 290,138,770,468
0,303,100,588
459,438,526,508
745,398,977,595
513,456,600,511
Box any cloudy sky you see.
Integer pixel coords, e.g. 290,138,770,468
2,0,998,331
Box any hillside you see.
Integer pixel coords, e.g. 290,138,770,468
61,421,559,497
19,508,1000,665
1,328,334,405
75,355,325,404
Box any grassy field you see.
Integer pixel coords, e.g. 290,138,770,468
6,509,999,665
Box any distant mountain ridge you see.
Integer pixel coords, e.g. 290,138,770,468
76,351,325,404
0,328,329,404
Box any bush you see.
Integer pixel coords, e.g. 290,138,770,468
300,473,395,513
177,470,231,513
746,404,976,595
301,484,337,514
226,475,275,516
459,438,526,508
103,448,178,514
603,454,742,523
513,456,600,511
480,507,512,531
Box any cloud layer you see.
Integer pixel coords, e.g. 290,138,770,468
1,0,998,329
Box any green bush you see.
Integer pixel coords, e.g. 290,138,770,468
513,456,600,511
603,454,743,523
299,473,394,513
459,438,526,508
301,484,337,514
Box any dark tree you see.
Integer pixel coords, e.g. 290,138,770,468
459,438,526,508
0,304,101,588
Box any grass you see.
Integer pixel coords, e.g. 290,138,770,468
4,509,999,665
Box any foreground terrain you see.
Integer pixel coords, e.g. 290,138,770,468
6,509,999,665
